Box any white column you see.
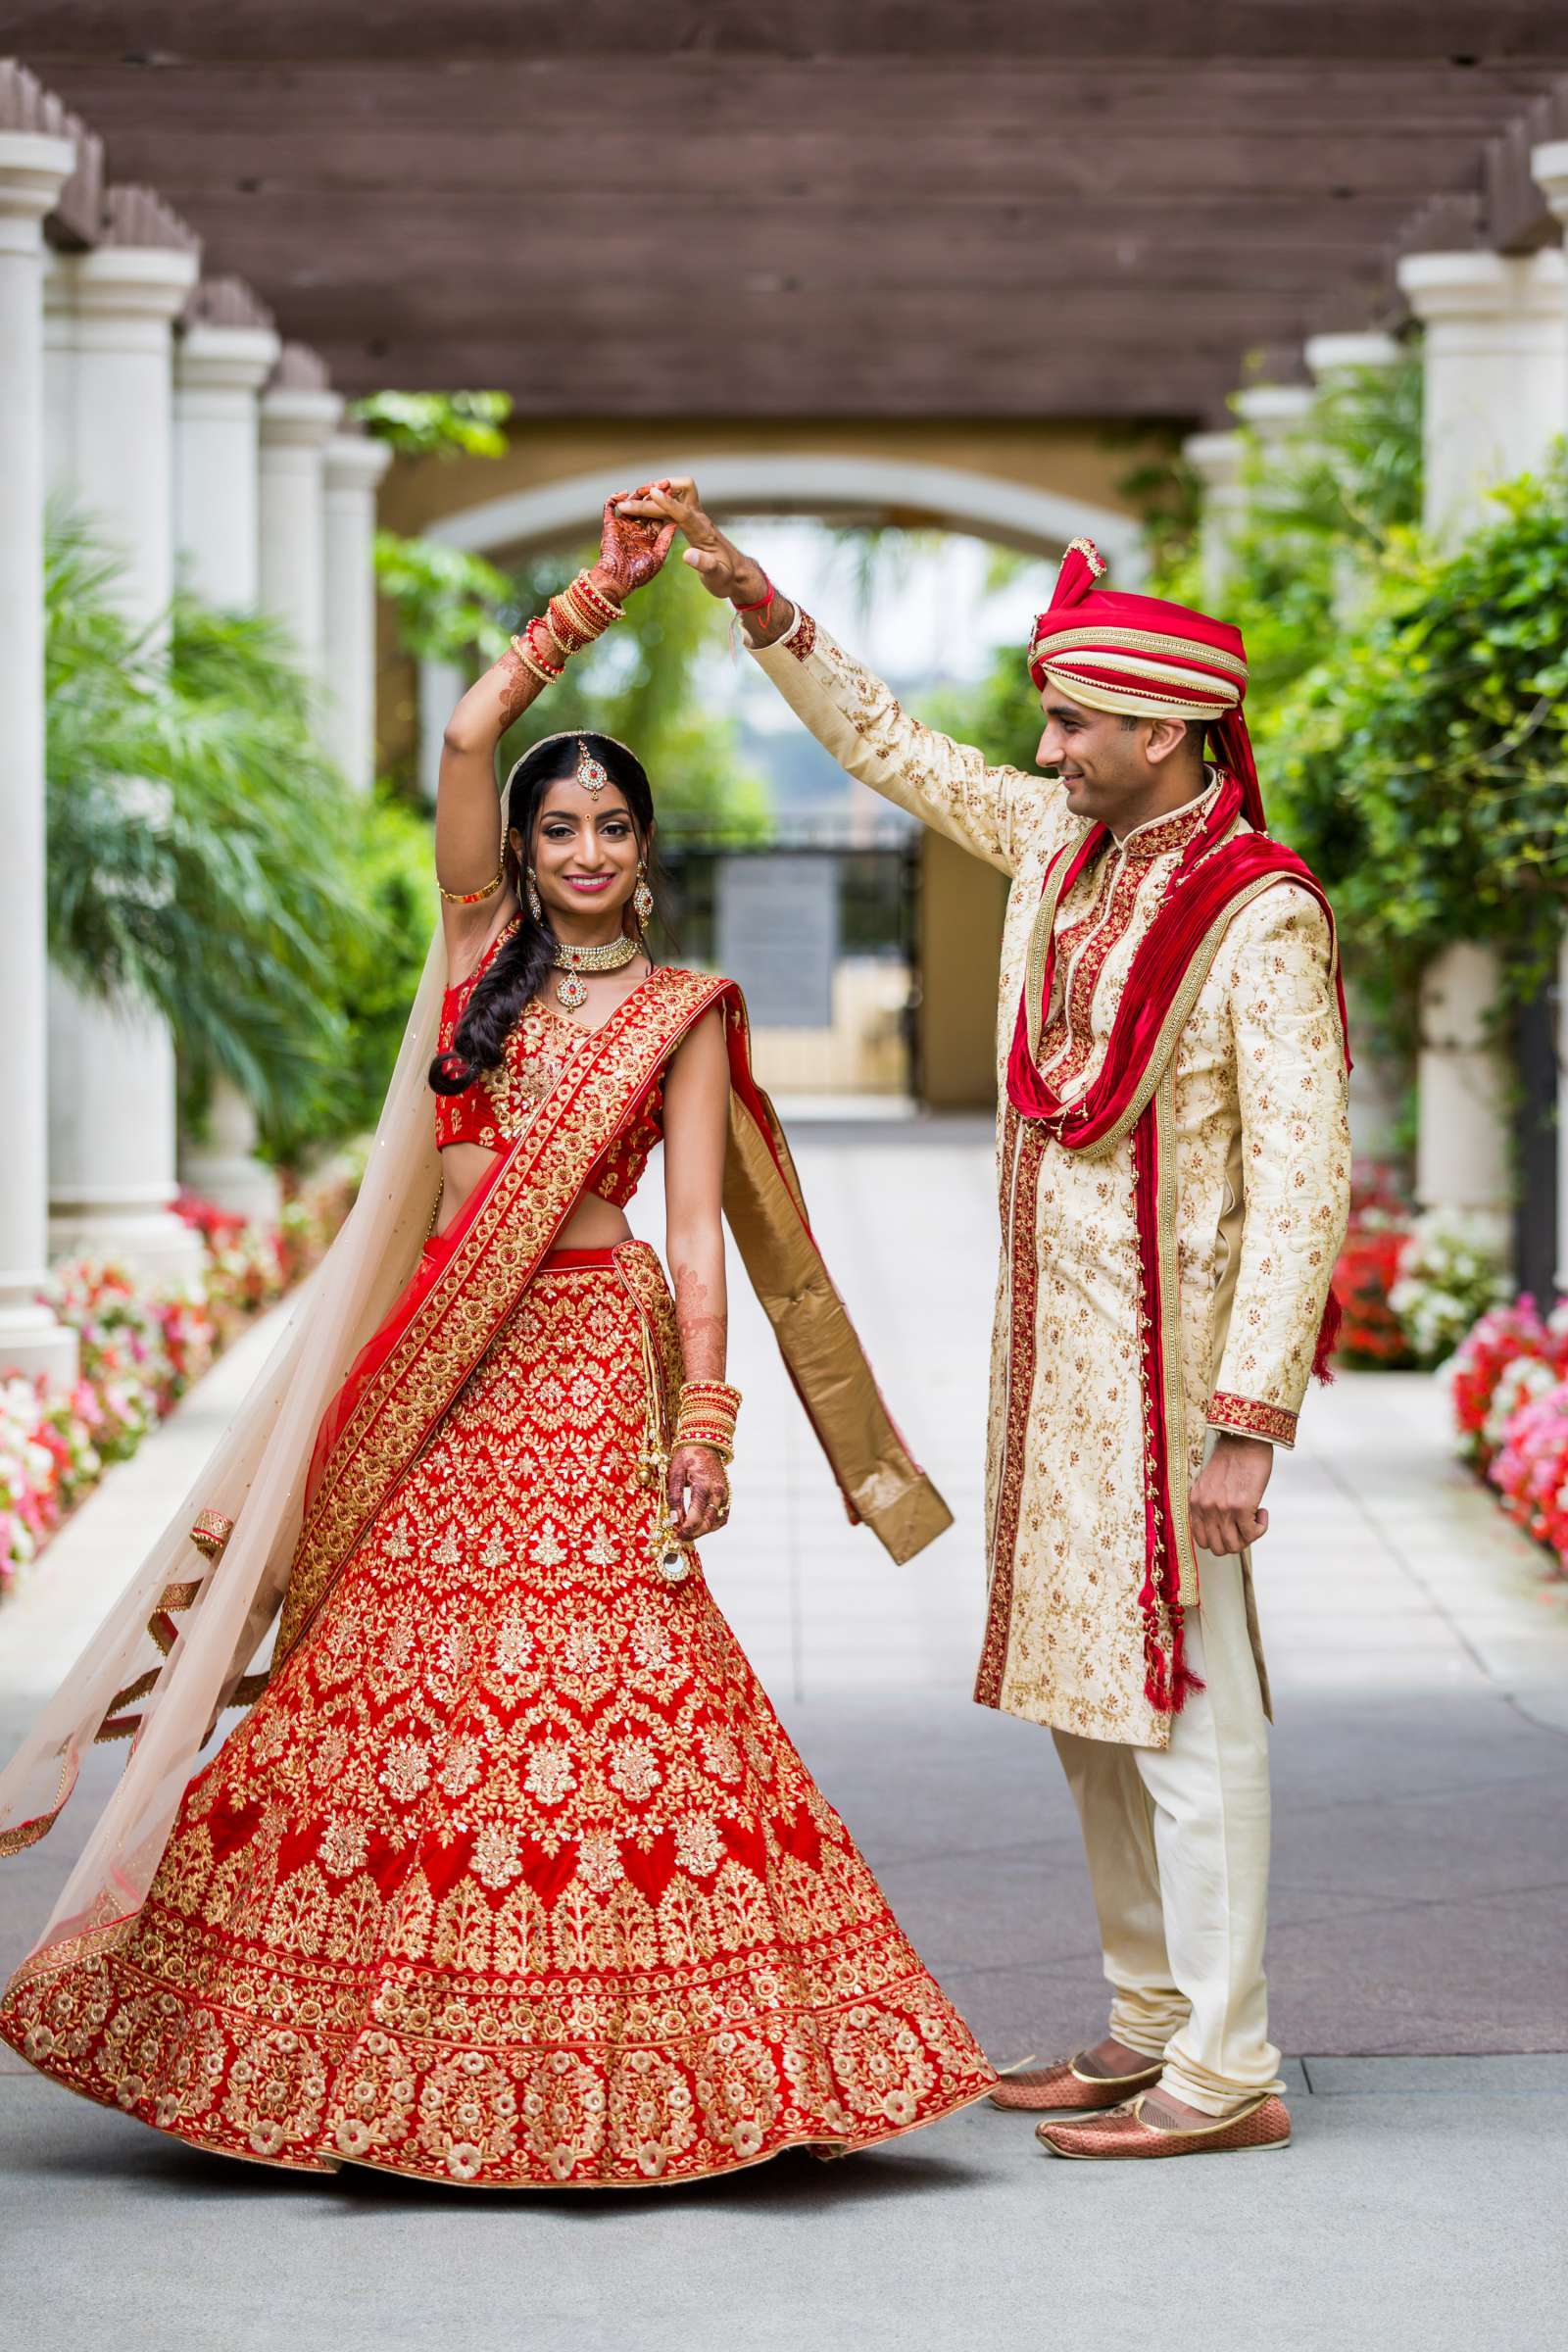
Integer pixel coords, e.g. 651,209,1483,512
1396,249,1567,1229
1396,249,1567,546
1231,380,1314,454
173,313,278,607
172,301,284,1222
321,429,391,792
258,349,341,683
1527,147,1568,1283
1304,328,1402,387
46,236,205,1277
0,132,79,1380
1181,428,1245,608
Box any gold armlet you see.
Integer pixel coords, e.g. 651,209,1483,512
439,862,505,906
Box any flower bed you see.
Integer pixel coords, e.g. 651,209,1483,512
1447,1296,1568,1578
1329,1164,1508,1370
0,1149,364,1596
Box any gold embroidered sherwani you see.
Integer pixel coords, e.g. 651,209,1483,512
749,611,1350,1751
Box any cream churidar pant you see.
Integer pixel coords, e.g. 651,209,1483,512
1051,1541,1283,2116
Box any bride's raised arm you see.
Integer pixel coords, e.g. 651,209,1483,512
434,491,676,964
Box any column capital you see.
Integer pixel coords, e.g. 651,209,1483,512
260,384,344,450
68,241,201,328
323,430,393,495
1396,247,1566,331
1232,381,1314,444
0,129,75,232
1531,139,1568,228
1304,329,1402,384
176,318,281,398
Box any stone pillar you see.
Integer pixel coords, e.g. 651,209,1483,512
0,125,79,1379
46,197,204,1277
321,425,391,792
1231,379,1314,455
173,278,278,609
1304,328,1402,387
1527,146,1568,1285
1181,428,1246,608
1396,249,1567,547
1396,249,1567,1234
172,278,283,1222
258,343,341,684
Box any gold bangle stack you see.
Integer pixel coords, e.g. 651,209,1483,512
674,1380,741,1464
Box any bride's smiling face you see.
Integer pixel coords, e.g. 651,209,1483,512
512,777,641,928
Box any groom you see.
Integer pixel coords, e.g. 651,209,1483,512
618,480,1350,2160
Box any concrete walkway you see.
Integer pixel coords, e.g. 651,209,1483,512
2,1118,1565,2351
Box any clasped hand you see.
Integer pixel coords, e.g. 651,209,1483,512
667,1442,728,1544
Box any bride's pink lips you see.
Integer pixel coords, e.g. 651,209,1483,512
564,875,614,892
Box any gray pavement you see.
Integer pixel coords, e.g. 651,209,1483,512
1,1116,1565,2350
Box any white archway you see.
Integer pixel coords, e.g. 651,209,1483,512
416,451,1145,795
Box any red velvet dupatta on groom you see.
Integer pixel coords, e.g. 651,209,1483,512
1002,774,1348,1713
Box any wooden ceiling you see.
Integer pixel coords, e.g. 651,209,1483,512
15,5,1568,423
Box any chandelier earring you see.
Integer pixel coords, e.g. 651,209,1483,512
525,866,544,923
633,859,655,932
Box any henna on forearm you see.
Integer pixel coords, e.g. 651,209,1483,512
672,1260,726,1384
494,645,534,732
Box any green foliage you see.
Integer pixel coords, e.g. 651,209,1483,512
1268,462,1568,984
351,390,513,461
268,790,435,1163
372,529,514,665
44,512,374,1146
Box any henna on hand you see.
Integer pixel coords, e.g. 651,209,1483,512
595,486,677,601
667,1442,728,1541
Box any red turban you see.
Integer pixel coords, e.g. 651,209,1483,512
1027,539,1264,831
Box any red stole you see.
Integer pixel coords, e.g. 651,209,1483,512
1005,774,1348,1712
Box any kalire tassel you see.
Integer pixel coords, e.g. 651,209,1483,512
1311,1290,1343,1387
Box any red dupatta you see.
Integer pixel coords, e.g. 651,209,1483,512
1004,774,1349,1712
273,966,951,1674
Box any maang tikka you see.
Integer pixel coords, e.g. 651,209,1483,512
574,742,611,797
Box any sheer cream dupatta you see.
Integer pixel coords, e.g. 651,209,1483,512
0,928,450,1968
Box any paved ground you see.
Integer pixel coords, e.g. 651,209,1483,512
2,1117,1565,2351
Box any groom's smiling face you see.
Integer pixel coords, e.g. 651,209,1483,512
1036,694,1149,821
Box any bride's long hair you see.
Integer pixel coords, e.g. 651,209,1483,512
429,733,656,1097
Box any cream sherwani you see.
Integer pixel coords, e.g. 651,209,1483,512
749,607,1351,2110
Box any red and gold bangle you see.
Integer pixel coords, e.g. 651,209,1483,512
675,1379,741,1463
570,569,623,628
558,582,612,644
510,622,563,685
544,593,596,655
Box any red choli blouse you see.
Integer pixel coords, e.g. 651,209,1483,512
434,919,665,1208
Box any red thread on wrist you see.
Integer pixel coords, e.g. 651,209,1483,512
736,576,775,617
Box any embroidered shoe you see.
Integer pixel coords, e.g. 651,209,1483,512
1037,2092,1292,2159
989,2053,1163,2113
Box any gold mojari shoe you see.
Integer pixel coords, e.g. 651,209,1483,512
1037,2092,1292,2159
989,2052,1163,2113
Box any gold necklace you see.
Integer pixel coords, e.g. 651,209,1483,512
551,931,639,1011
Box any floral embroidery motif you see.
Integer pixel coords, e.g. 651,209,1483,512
786,611,817,663
1206,1392,1298,1447
0,1259,993,2184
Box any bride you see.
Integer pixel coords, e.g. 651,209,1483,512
0,492,994,2186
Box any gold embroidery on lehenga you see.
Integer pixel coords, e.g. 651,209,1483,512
0,1258,993,2184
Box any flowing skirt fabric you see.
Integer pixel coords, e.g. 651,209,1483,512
0,1245,994,2186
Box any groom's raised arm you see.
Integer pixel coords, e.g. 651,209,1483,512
618,480,1073,879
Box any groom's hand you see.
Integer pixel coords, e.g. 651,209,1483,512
1188,1432,1272,1557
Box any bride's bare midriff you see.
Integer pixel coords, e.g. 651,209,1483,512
434,1141,633,1248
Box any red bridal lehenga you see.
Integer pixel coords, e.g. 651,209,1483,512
0,917,994,2187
